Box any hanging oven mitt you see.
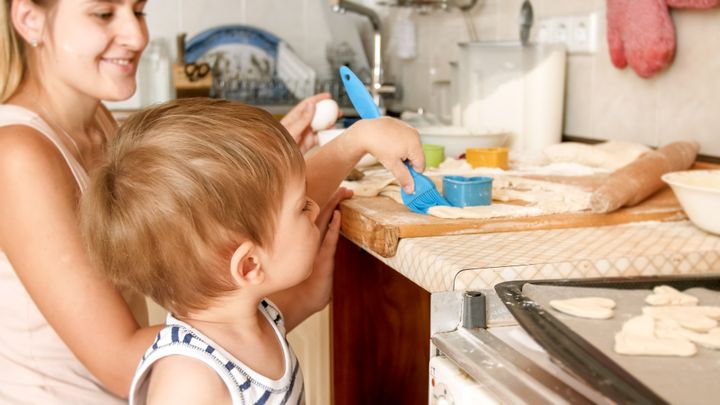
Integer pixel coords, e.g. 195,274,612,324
665,0,719,8
606,0,676,78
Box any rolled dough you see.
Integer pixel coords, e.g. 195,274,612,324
542,141,651,170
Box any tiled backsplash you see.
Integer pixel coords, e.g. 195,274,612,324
383,0,720,156
134,1,719,157
143,0,372,77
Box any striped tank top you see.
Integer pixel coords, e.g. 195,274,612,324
130,299,305,405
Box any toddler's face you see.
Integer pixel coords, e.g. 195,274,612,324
261,175,320,289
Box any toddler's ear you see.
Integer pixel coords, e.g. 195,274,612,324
229,241,265,287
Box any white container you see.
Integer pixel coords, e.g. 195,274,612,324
139,38,173,106
417,126,507,159
456,42,566,158
662,170,720,234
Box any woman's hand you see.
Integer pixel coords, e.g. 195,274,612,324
280,93,335,153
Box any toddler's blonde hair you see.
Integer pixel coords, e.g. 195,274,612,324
81,98,305,315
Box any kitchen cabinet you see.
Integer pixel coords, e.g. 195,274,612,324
330,201,720,404
331,237,430,404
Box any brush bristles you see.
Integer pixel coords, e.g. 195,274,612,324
406,189,450,213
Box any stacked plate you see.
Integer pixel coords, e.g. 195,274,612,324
277,41,316,100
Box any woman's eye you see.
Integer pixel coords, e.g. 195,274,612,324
302,200,313,212
134,10,146,18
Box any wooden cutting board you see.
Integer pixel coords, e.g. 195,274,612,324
339,173,687,258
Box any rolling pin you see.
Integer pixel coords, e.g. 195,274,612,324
590,140,699,213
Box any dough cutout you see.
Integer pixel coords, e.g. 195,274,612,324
614,315,697,357
645,285,699,306
655,319,720,350
642,306,720,333
549,297,616,319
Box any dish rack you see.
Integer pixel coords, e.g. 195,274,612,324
211,77,354,107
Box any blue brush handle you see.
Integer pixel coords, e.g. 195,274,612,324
339,66,381,119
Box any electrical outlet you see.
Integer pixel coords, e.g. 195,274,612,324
537,13,598,54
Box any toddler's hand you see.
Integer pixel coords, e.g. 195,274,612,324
310,187,351,305
349,117,424,194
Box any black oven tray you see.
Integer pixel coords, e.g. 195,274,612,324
494,275,720,405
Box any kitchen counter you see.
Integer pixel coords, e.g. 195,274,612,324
330,194,720,404
369,220,720,293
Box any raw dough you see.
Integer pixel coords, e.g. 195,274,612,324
614,315,697,357
549,297,616,319
642,306,720,332
655,319,720,350
542,141,651,170
645,285,700,306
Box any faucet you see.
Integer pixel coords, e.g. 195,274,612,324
330,0,396,107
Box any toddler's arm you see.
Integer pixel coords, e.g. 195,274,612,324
305,117,424,209
145,356,230,404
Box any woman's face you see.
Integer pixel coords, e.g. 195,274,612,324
41,0,149,101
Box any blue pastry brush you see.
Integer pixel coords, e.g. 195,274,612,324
339,66,450,214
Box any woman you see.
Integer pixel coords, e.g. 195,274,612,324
0,0,423,403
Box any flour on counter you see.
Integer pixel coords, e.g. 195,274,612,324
341,159,593,219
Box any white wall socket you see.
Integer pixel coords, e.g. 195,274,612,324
536,13,598,54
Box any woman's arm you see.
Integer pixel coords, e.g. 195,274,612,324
0,126,160,398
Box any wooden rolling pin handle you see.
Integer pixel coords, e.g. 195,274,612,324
590,141,699,213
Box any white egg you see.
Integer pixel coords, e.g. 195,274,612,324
311,99,339,131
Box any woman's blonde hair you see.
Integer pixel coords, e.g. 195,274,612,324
80,98,306,316
1,0,27,101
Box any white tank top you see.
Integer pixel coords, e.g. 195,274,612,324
0,104,147,404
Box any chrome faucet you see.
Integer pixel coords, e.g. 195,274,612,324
330,0,396,107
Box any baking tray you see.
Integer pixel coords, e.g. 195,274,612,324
494,275,720,405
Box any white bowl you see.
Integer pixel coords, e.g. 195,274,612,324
317,129,378,167
662,170,720,234
417,126,507,159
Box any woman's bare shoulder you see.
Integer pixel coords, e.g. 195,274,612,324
0,124,77,193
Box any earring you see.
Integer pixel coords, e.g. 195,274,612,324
30,39,39,48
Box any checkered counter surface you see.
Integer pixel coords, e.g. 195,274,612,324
365,221,720,292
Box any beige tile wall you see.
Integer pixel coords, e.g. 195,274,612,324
138,0,720,157
385,0,720,156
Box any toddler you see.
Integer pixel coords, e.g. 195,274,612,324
81,98,358,404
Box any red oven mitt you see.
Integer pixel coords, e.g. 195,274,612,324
666,0,719,8
607,0,676,78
